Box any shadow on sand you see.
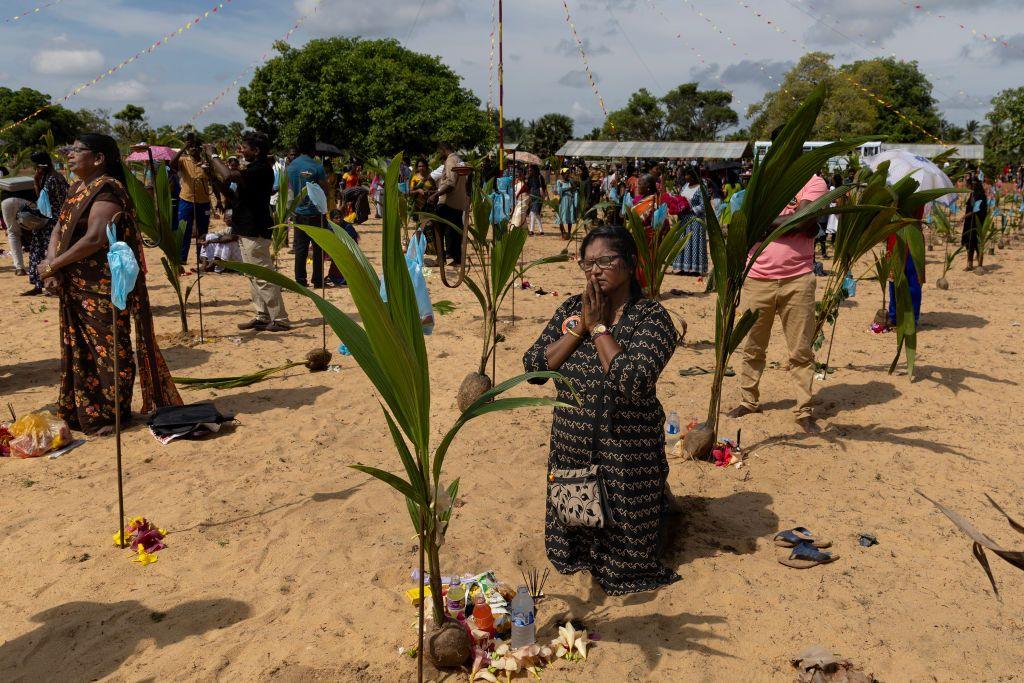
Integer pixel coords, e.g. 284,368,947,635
0,598,250,682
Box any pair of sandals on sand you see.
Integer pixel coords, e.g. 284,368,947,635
774,527,840,569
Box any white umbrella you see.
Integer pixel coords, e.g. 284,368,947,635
863,149,957,209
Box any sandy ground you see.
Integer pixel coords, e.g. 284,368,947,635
2,210,1023,683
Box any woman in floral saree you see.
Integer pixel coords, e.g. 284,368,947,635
37,134,180,434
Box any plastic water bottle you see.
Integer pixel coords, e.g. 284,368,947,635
665,411,681,450
446,577,466,619
510,585,536,648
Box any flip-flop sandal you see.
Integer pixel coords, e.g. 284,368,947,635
778,541,839,569
679,366,711,377
773,527,832,549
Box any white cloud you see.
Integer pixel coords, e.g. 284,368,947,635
34,49,104,75
296,0,461,37
88,79,149,102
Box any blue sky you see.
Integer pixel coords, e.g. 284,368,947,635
2,0,1021,135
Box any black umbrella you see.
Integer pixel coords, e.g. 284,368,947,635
316,142,343,156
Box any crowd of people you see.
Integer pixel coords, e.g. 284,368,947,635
3,126,1024,597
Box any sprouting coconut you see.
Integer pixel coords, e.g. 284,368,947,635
873,308,889,326
427,620,472,668
936,277,949,290
457,372,492,412
682,424,716,460
305,348,332,372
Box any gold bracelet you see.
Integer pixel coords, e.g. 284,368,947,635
566,327,580,339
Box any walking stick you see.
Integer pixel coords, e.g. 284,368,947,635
319,213,327,353
111,271,126,549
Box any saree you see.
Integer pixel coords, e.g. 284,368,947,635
55,176,181,433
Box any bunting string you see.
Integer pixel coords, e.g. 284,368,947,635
737,0,946,142
561,0,610,128
2,0,67,26
776,0,987,109
487,0,496,114
186,0,322,126
897,0,1024,58
1,0,235,134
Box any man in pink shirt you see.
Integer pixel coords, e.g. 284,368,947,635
726,171,829,434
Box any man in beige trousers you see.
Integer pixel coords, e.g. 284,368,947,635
726,172,828,434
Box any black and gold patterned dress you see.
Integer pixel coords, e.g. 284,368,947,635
523,295,681,595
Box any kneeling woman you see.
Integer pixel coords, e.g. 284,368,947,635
38,134,181,434
523,225,680,595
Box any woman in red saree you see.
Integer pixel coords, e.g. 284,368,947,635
37,134,181,434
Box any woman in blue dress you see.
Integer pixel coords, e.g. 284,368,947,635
556,170,578,240
672,167,708,276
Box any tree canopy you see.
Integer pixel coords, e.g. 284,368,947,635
747,53,944,142
598,83,738,141
113,104,150,144
0,87,81,151
522,113,574,157
239,38,492,158
985,87,1024,170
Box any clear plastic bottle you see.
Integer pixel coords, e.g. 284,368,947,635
665,410,681,450
446,578,466,619
510,585,536,648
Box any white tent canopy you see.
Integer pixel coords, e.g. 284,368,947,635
878,143,983,161
555,140,752,159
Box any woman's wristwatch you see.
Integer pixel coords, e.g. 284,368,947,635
590,323,610,340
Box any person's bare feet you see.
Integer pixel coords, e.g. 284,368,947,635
796,416,822,434
725,404,760,419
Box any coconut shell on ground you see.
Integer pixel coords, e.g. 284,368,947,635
427,620,472,668
873,309,889,326
936,277,949,290
683,425,716,460
457,372,492,412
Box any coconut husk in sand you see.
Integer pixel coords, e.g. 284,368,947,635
457,372,492,412
791,645,877,683
427,620,472,668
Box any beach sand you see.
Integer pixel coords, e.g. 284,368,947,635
2,215,1023,682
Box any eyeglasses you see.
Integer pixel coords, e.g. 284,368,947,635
67,145,91,154
578,255,621,271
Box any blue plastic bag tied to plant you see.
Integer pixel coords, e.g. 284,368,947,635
620,191,633,217
106,222,139,311
305,181,328,215
496,176,513,194
398,181,409,194
37,187,53,218
379,231,435,334
842,272,857,298
652,203,669,230
489,191,509,224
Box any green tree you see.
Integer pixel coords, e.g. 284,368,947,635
201,121,245,146
748,53,835,138
601,88,663,140
522,113,574,156
239,38,492,158
842,58,941,141
963,119,981,144
661,83,738,140
0,87,82,151
985,87,1024,170
112,104,150,145
494,115,527,145
74,108,113,136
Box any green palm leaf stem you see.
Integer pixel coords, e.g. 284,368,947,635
812,162,964,377
225,154,575,676
682,83,878,459
425,180,568,411
975,212,998,270
123,161,192,334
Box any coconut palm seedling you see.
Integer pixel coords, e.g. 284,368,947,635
930,208,962,290
123,161,193,334
975,212,998,271
682,83,876,458
812,163,958,377
228,155,574,679
429,182,568,411
622,202,694,300
868,250,893,324
271,169,309,263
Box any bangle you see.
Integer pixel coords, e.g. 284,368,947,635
592,330,611,341
566,327,580,339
